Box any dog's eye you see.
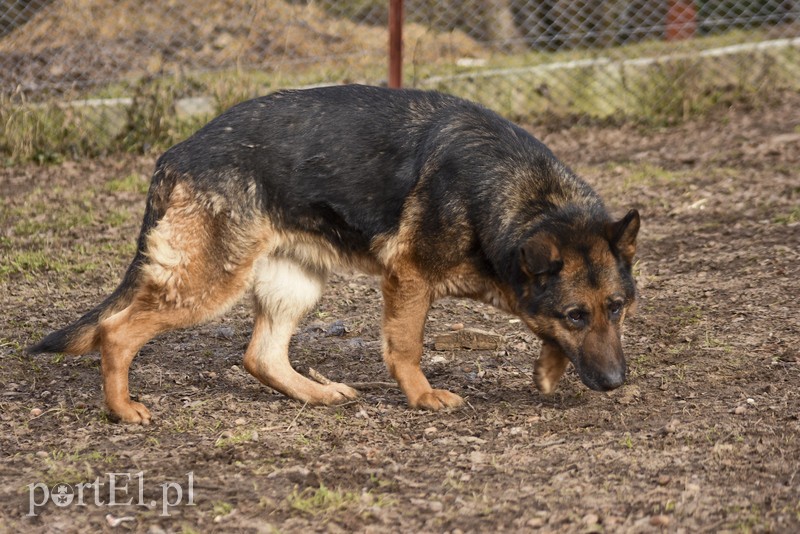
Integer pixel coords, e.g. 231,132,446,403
608,301,624,318
566,309,587,326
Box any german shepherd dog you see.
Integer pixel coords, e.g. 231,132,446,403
29,85,639,424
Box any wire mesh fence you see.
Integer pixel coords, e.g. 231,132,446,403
1,0,799,161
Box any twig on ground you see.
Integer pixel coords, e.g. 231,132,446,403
308,367,332,385
308,367,397,391
286,401,308,431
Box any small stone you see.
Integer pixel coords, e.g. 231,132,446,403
212,326,235,340
105,514,135,527
650,514,670,527
428,500,443,513
424,426,438,434
746,398,756,405
213,31,234,49
235,418,246,426
583,513,599,525
734,405,747,415
469,451,486,464
657,475,671,486
664,418,680,433
450,323,464,331
35,450,49,459
526,517,546,528
325,320,347,337
30,408,43,417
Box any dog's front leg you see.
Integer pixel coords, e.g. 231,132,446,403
534,342,570,394
381,270,463,410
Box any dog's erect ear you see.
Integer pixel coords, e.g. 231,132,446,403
607,209,640,266
519,233,563,278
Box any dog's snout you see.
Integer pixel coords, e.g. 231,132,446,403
579,357,626,391
595,363,626,391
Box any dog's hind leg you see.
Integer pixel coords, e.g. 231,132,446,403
243,256,358,405
99,305,168,424
98,183,262,424
534,342,570,394
98,261,255,424
381,269,464,410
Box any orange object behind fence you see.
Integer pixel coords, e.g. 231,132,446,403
666,0,697,41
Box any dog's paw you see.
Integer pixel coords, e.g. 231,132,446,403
534,372,561,394
318,382,359,405
410,389,464,411
110,401,152,425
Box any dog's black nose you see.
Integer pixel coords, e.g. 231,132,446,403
596,364,626,391
581,360,626,391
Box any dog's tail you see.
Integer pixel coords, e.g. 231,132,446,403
26,255,145,355
27,168,171,356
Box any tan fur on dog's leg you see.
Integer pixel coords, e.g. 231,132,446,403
381,270,463,410
243,256,358,404
534,343,570,394
98,306,162,424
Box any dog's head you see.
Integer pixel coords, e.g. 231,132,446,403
513,209,640,392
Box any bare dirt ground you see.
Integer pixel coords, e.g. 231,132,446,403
1,93,799,533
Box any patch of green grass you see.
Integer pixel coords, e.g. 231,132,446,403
12,218,49,237
168,413,199,433
623,163,683,189
106,209,132,228
212,501,235,516
0,250,70,281
101,240,138,260
9,201,95,238
286,483,361,517
106,174,150,194
215,428,257,448
25,448,116,489
703,330,732,352
166,408,223,435
673,304,704,326
773,206,800,225
0,337,22,351
621,433,634,449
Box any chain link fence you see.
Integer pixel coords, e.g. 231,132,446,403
1,1,798,161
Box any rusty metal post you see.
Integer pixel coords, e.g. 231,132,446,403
388,0,403,88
